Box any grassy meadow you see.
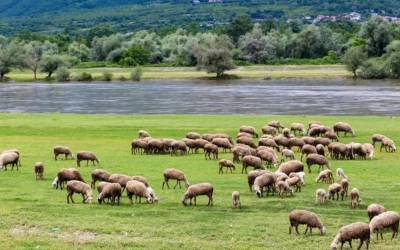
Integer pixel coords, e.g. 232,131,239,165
7,65,350,82
0,113,399,249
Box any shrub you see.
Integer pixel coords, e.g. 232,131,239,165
101,72,113,81
55,67,71,82
74,72,93,81
130,67,143,81
359,58,388,79
118,75,127,81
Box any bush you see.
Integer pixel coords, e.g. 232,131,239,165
359,58,388,79
118,75,127,81
74,72,93,81
130,67,143,81
101,72,113,81
55,67,71,82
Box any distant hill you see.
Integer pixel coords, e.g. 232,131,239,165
0,0,399,34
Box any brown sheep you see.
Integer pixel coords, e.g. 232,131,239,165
76,151,99,167
131,139,149,154
276,180,293,197
286,176,302,192
277,160,304,176
274,135,290,149
171,140,188,155
126,180,155,204
236,132,252,138
262,125,277,136
258,138,280,151
239,125,258,138
381,138,396,152
330,222,370,250
253,172,276,197
97,182,122,205
340,178,349,200
0,152,20,171
281,148,295,162
314,137,332,147
325,130,339,142
218,159,236,174
232,191,241,208
247,170,270,192
66,180,92,204
350,188,361,209
182,183,213,206
193,138,209,153
369,211,400,240
309,125,330,137
34,162,44,180
242,155,263,174
289,210,326,235
267,121,284,131
306,154,330,173
329,142,347,160
282,128,293,138
55,168,85,189
162,168,189,189
371,134,386,147
147,139,165,154
257,150,278,168
367,203,386,221
54,145,73,160
334,122,355,137
302,136,316,145
236,136,257,149
204,143,218,160
212,137,233,152
315,170,334,184
328,183,342,200
316,144,325,156
138,130,150,138
91,169,111,188
109,174,133,191
288,138,305,152
232,145,252,163
290,123,305,136
186,132,201,140
182,138,198,154
301,144,317,161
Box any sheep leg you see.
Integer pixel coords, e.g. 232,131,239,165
348,240,352,249
357,240,363,250
194,196,197,206
304,226,308,235
128,194,133,204
380,231,383,240
208,194,213,206
178,181,182,189
81,194,86,203
174,180,179,189
55,154,58,161
295,225,300,235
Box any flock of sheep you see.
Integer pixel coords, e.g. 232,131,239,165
0,120,399,249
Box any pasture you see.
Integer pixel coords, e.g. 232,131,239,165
0,113,398,249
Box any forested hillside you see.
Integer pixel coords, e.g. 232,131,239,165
0,0,399,34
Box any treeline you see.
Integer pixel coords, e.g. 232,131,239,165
1,16,400,80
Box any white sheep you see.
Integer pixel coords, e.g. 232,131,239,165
315,188,328,204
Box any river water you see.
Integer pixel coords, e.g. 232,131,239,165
0,79,399,115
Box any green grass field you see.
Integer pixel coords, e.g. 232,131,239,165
7,65,350,82
0,113,398,249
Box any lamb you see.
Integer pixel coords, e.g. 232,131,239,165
0,152,20,171
66,180,93,204
315,189,328,204
286,176,302,192
204,143,218,160
171,140,188,155
277,160,304,176
247,170,270,192
301,144,317,161
162,168,189,189
232,191,241,208
281,148,295,162
380,138,396,152
367,203,386,221
138,129,150,138
316,144,325,156
340,178,349,200
276,180,293,197
290,123,305,135
315,169,334,184
91,169,111,188
239,125,258,138
371,134,386,147
262,125,277,136
333,122,355,137
242,155,263,174
76,151,100,167
267,121,284,131
288,209,326,235
236,136,257,149
126,180,155,204
350,188,361,209
336,168,348,180
257,149,278,168
53,145,73,160
306,154,330,173
97,182,122,205
55,168,85,189
218,159,236,174
328,183,342,200
186,132,201,140
330,222,370,250
34,162,44,180
182,183,213,206
369,211,400,240
253,172,276,197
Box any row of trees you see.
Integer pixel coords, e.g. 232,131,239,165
1,16,400,79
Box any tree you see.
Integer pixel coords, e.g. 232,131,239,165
289,25,325,58
226,15,254,43
194,34,235,78
0,41,23,81
359,16,392,57
386,51,400,78
120,44,150,66
68,42,90,62
343,47,367,78
40,55,66,78
24,41,45,80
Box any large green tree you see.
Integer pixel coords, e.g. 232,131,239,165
343,47,367,78
0,40,23,81
359,16,392,57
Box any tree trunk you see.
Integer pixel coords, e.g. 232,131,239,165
0,73,4,81
34,70,37,80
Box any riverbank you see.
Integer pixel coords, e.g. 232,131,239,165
7,65,350,82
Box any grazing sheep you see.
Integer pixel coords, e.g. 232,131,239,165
336,168,348,180
288,209,326,235
138,129,150,138
301,144,317,161
232,191,241,208
240,125,258,138
34,162,44,180
334,122,355,137
330,143,348,160
0,152,20,171
204,143,219,160
76,151,99,167
52,177,58,189
53,145,73,160
350,188,361,209
236,136,257,149
363,143,374,159
289,172,305,185
247,170,270,192
97,182,122,205
232,144,254,163
371,134,386,147
315,189,329,204
257,150,278,168
325,130,339,142
309,126,330,137
316,144,325,156
162,168,189,189
328,183,342,200
242,155,263,174
212,137,233,152
126,180,155,204
281,148,295,162
330,222,370,250
186,132,201,140
380,138,397,152
91,169,111,188
308,121,323,132
183,138,198,154
253,173,276,197
315,170,334,184
282,128,293,138
314,137,332,147
171,140,188,155
267,121,284,131
276,180,293,197
262,125,278,136
288,138,305,152
306,154,330,173
367,203,386,221
193,138,209,153
237,132,252,138
109,174,133,191
275,172,289,182
218,159,236,174
258,138,280,151
277,160,304,176
340,178,349,200
290,123,305,135
274,135,290,149
286,176,302,192
147,139,165,154
55,168,85,189
182,183,213,206
131,139,149,154
66,180,92,204
369,211,400,240
302,136,316,146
